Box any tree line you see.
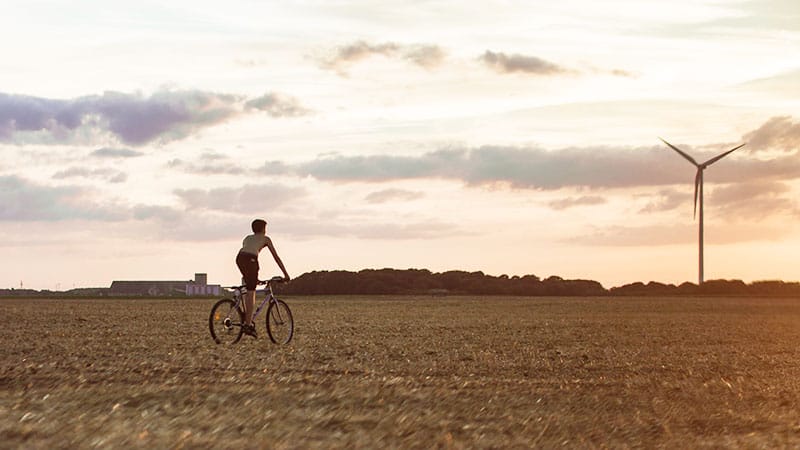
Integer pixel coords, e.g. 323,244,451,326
279,269,605,296
278,268,800,297
4,269,800,297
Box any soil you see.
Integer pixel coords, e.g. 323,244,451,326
2,296,800,448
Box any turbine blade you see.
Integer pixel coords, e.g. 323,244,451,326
693,169,701,219
702,143,746,167
659,137,699,166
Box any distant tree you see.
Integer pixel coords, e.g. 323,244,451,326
609,281,679,296
750,280,800,296
698,279,748,295
676,282,699,296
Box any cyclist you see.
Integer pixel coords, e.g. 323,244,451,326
236,219,290,338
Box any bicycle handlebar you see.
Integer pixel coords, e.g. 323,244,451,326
225,276,288,290
259,276,288,285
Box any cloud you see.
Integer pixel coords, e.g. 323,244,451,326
275,215,461,240
294,149,463,182
723,0,800,32
638,182,798,219
0,90,241,145
174,183,306,212
548,195,606,210
276,117,800,191
130,204,183,223
323,40,446,73
257,160,292,175
220,129,800,230
52,167,127,183
738,69,800,98
90,147,144,158
742,116,800,152
403,45,446,68
609,69,636,78
639,189,692,214
91,90,245,145
0,175,244,247
158,215,243,241
481,50,632,78
709,180,798,219
567,223,792,247
0,174,200,224
337,41,399,62
245,92,312,117
288,144,800,190
347,221,459,240
710,180,790,204
566,224,696,246
167,151,250,175
0,89,310,146
148,208,461,242
0,175,124,221
198,152,227,161
480,50,569,75
364,188,425,204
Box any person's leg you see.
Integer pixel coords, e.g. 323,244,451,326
236,252,258,330
244,289,256,326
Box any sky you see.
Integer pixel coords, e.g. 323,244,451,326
2,0,800,290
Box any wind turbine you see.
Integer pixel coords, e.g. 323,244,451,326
659,138,746,285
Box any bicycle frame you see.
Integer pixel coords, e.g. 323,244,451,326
231,283,278,323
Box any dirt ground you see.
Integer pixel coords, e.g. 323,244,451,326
2,295,800,448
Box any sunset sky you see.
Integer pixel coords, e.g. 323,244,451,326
2,0,799,290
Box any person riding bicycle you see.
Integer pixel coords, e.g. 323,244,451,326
236,219,290,338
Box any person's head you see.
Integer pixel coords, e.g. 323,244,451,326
251,219,267,234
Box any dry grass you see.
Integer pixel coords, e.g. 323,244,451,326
2,296,800,448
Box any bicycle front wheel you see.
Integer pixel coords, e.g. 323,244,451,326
266,299,294,344
209,298,244,345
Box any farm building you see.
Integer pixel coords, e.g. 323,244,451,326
109,273,221,296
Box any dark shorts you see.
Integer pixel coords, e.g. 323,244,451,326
236,252,259,290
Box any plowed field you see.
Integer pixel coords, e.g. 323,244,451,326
2,296,800,448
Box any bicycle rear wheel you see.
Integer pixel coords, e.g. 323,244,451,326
266,299,294,344
209,298,244,344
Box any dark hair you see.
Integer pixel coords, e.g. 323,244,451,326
251,219,267,233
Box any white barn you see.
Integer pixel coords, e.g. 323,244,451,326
110,273,221,296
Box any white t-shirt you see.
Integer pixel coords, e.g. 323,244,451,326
240,234,270,256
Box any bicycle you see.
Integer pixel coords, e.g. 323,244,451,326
208,276,294,345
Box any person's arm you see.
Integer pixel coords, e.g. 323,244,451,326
264,237,290,281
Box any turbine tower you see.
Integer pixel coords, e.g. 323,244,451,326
659,138,746,285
